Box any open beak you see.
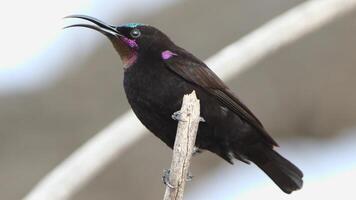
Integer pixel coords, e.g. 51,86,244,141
64,15,122,39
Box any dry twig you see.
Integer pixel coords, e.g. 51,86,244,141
163,91,201,200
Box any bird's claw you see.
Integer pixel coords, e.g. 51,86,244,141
162,169,175,189
193,147,203,156
171,111,186,121
186,172,193,182
162,169,193,187
172,112,205,123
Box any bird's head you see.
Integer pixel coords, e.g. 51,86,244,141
64,15,174,69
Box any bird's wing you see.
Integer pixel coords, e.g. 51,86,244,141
163,50,278,146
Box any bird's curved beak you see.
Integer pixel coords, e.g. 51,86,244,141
64,15,122,39
64,15,138,69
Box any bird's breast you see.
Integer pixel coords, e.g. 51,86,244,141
122,60,196,147
123,61,191,116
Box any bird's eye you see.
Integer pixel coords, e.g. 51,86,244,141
130,29,141,38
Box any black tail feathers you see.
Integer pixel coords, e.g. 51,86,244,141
245,145,303,194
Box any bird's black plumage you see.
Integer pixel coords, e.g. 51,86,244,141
65,15,303,194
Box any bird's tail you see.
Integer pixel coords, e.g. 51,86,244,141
244,144,303,194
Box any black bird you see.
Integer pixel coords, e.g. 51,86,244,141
65,15,303,194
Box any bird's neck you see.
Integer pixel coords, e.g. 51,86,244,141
121,52,138,70
111,38,138,70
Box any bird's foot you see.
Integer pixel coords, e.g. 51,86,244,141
162,169,175,189
172,112,205,123
171,111,186,121
186,172,194,182
193,147,203,156
162,169,194,188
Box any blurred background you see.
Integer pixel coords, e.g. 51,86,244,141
1,0,356,199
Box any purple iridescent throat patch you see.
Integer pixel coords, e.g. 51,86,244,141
121,37,138,48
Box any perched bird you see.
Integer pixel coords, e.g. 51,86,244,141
65,15,303,194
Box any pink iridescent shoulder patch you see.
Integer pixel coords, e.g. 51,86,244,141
161,50,177,60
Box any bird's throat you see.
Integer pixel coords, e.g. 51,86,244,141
112,38,138,70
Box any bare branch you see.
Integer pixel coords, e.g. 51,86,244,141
163,91,201,200
24,0,356,199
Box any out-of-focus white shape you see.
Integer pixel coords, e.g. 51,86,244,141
0,0,88,68
23,0,356,199
0,0,90,93
207,0,356,80
24,112,146,200
186,131,356,200
0,0,177,94
0,0,89,93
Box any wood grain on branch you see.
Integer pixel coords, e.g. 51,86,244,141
163,91,201,200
